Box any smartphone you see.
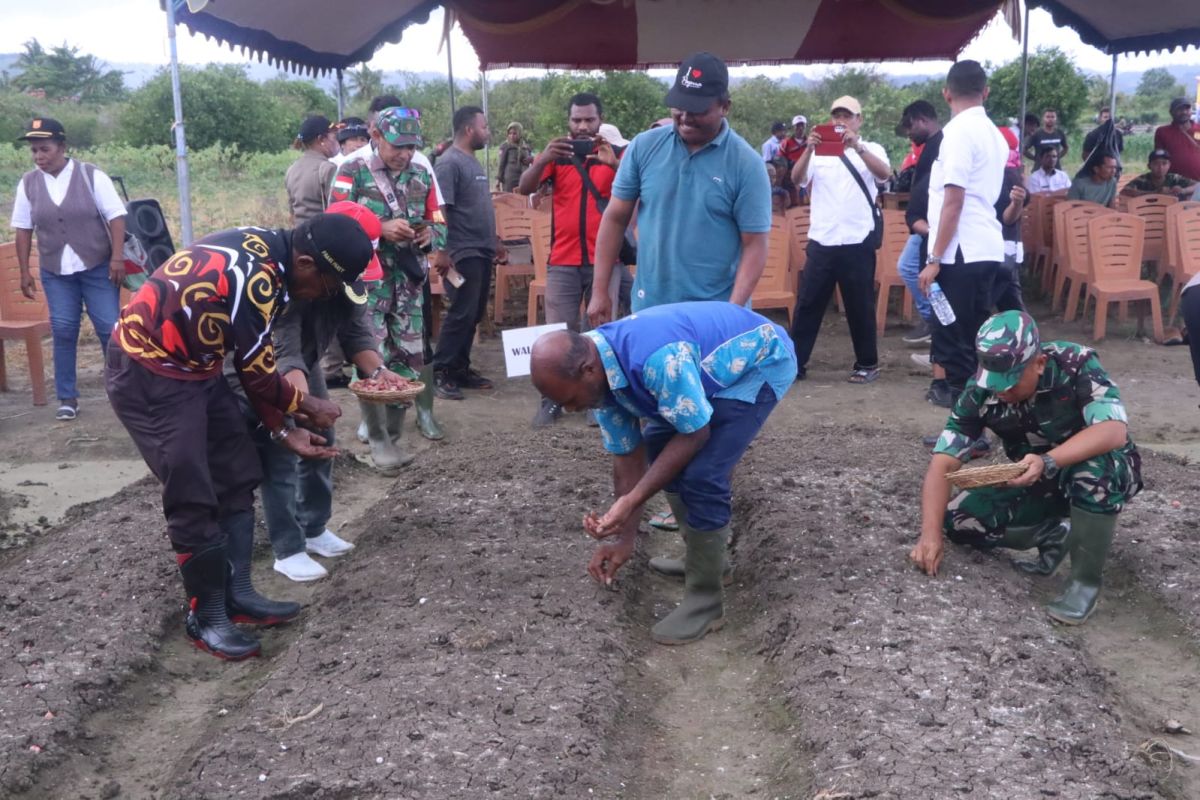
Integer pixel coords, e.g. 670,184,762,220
571,138,595,159
813,123,846,157
445,266,465,288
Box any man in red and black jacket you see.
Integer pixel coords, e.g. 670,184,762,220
106,213,373,661
518,92,622,427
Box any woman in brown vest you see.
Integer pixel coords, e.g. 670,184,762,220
11,117,127,421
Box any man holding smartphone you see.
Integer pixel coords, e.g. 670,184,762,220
789,95,891,385
518,92,622,427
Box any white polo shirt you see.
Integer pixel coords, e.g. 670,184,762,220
11,159,127,275
802,141,889,247
927,105,1007,264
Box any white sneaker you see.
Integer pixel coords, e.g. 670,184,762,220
306,529,356,558
910,353,932,368
273,552,329,582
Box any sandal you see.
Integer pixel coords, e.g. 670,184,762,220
648,510,679,531
55,404,78,421
847,367,880,384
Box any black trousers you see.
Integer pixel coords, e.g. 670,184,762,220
992,255,1026,313
789,240,878,373
932,252,999,392
1182,285,1200,389
105,341,261,552
433,255,493,375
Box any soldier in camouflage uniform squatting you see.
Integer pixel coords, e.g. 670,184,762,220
910,311,1142,625
329,107,447,470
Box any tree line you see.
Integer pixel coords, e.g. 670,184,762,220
2,38,1190,165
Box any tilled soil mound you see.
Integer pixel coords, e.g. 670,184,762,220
2,424,1198,799
166,432,632,799
735,427,1175,799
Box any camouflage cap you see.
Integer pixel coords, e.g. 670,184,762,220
376,106,423,147
974,311,1041,392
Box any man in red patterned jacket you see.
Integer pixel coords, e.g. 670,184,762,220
106,213,374,660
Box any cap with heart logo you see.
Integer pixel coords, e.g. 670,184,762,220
665,51,729,114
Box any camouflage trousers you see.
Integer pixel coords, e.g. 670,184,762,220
366,269,425,380
944,444,1142,547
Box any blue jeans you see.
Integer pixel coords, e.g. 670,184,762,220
242,371,334,559
642,384,778,531
897,233,932,322
40,265,120,402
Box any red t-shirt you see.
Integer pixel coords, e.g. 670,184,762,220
539,158,618,267
1154,123,1200,181
779,136,806,165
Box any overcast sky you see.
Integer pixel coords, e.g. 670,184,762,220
3,0,1199,84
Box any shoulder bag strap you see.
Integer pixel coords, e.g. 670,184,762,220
367,163,406,219
838,152,879,219
569,156,609,213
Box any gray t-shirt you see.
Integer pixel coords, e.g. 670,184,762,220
433,146,495,261
1067,176,1116,207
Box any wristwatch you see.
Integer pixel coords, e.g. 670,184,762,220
926,253,941,265
1040,454,1059,479
269,426,292,443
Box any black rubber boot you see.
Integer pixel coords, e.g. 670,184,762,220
179,543,261,661
649,493,735,585
222,511,301,626
1045,508,1117,626
1005,518,1071,576
651,524,728,645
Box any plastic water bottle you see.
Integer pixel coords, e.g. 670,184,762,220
928,282,956,326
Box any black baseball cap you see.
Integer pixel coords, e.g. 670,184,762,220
665,51,729,114
299,213,374,303
771,120,787,133
297,114,333,144
1170,97,1192,112
18,117,66,142
1148,148,1171,164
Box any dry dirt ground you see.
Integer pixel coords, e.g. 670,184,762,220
0,291,1199,800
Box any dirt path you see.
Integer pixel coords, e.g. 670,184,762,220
612,552,810,800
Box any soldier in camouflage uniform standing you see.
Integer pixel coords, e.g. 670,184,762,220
910,311,1142,625
329,107,447,470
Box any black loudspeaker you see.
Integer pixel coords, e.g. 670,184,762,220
125,199,176,270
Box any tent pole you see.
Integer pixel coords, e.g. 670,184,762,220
446,24,457,140
336,69,345,120
1017,0,1030,155
1107,53,1118,120
481,69,490,185
166,0,193,246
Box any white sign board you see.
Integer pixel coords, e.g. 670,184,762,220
502,323,568,378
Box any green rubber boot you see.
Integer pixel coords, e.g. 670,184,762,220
1045,508,1116,626
648,494,735,586
1004,518,1071,576
651,524,728,645
414,365,444,441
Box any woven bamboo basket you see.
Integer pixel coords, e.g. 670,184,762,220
348,380,424,405
946,462,1029,489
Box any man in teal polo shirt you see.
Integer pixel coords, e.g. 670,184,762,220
586,52,772,327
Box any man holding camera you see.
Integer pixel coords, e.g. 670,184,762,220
518,92,622,427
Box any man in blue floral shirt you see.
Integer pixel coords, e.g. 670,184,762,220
910,311,1141,625
530,301,795,645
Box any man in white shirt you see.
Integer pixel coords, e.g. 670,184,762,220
789,96,891,383
919,60,1008,397
1027,147,1071,194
